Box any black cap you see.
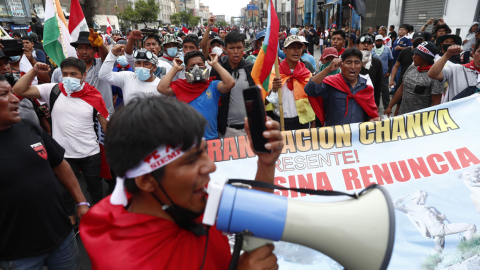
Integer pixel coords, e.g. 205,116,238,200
357,34,374,44
412,31,425,41
209,31,218,39
412,41,438,65
210,36,224,46
70,32,92,47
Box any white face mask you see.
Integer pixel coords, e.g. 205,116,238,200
211,46,223,56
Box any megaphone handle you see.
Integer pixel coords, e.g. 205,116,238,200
242,235,274,252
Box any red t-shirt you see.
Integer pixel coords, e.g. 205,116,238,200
80,196,231,270
338,47,346,55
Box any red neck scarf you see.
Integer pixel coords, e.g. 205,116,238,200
170,77,216,103
58,82,109,119
337,47,346,56
117,63,131,70
279,60,311,90
308,73,378,125
462,60,480,73
417,65,432,72
252,50,260,56
162,55,174,61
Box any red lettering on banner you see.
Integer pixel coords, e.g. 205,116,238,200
223,137,239,161
207,140,222,162
342,151,355,164
359,166,375,187
426,154,449,174
444,151,461,170
274,177,289,197
390,161,411,182
343,168,362,190
297,174,315,197
315,172,333,191
372,164,394,185
407,157,431,179
275,159,283,172
238,136,255,159
330,152,342,165
456,147,480,168
288,175,298,197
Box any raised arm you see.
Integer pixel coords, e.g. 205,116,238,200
201,15,216,60
99,45,126,86
157,58,183,96
207,53,235,94
13,63,50,99
429,45,462,81
88,28,109,63
126,30,143,56
310,58,342,85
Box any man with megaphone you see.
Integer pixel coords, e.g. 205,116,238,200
79,97,284,270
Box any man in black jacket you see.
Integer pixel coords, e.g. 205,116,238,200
357,34,383,103
211,31,255,138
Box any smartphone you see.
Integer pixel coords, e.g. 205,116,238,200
243,85,271,153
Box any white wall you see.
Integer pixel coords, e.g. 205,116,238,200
388,0,478,39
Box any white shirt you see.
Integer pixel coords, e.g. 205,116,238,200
273,72,298,118
37,83,100,158
383,36,392,49
125,52,173,79
99,52,164,105
406,32,414,39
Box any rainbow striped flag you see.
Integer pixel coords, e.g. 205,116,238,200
251,0,279,100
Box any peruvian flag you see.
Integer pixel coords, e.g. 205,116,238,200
68,0,88,42
106,18,112,35
182,26,188,33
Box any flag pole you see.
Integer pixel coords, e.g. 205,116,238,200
348,5,353,47
52,0,68,58
268,0,284,131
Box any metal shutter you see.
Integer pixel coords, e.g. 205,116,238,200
363,0,391,31
402,0,444,32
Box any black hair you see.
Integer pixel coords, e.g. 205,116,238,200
225,31,245,47
12,32,21,38
399,24,409,31
32,17,37,23
105,97,206,193
21,36,34,43
60,57,87,74
474,40,480,52
434,24,452,35
375,25,380,30
332,29,346,40
178,32,186,38
390,25,395,29
184,50,205,66
341,48,363,62
408,25,414,32
182,34,199,48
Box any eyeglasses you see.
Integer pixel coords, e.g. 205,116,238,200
133,50,154,60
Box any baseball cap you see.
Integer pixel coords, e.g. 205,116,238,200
298,35,308,44
321,47,339,60
412,41,438,65
284,35,304,48
412,31,425,41
375,34,383,41
255,30,266,40
210,36,224,46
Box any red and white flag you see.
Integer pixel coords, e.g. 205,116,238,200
106,17,112,35
68,0,88,42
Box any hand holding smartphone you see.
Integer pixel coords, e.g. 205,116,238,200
243,86,271,153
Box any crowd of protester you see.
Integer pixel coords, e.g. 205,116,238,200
0,13,479,270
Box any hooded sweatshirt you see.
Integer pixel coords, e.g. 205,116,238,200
464,22,479,52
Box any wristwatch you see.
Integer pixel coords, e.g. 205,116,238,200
77,202,90,207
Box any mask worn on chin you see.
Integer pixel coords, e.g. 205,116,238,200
361,51,373,70
413,40,422,48
9,56,20,63
442,44,452,52
117,55,129,67
185,65,210,84
375,44,383,48
62,77,83,95
151,184,207,236
135,67,152,81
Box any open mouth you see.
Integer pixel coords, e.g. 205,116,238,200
348,70,356,76
193,185,208,197
10,106,19,114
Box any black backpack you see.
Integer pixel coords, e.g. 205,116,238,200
49,84,98,126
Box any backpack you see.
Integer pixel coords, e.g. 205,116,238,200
49,84,98,127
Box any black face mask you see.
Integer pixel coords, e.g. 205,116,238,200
442,44,452,52
151,184,207,236
375,44,383,48
413,40,422,48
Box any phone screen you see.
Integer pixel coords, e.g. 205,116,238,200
243,86,271,153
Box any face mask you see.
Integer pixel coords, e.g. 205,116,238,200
211,46,223,56
135,67,152,81
375,44,383,48
62,77,83,94
413,40,422,48
361,51,371,61
166,47,178,57
9,56,20,63
442,44,452,52
185,65,210,84
117,55,129,67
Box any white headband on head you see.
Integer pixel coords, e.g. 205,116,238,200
110,145,187,206
416,44,435,57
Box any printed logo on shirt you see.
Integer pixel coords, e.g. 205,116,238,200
31,142,48,160
206,89,212,99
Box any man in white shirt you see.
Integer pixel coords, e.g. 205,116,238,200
379,26,392,49
13,60,109,209
99,47,164,105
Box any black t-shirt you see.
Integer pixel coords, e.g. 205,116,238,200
0,119,71,260
360,57,383,94
389,31,398,40
397,47,414,80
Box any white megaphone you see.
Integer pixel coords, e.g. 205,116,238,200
203,180,395,270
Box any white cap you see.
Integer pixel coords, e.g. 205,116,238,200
375,34,384,41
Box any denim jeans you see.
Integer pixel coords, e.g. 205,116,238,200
64,153,103,215
0,231,80,270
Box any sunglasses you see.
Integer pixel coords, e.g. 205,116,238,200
133,50,154,60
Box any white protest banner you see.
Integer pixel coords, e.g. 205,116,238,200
207,94,480,270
